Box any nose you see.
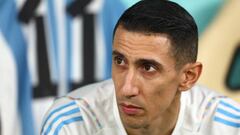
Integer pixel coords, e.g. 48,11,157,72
121,70,139,98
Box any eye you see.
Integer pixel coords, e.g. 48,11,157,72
142,63,157,72
114,56,125,66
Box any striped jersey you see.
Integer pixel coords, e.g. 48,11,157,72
41,79,240,135
0,31,21,135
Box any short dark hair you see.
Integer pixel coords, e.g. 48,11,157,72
113,0,198,68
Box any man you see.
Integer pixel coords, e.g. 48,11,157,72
41,0,240,135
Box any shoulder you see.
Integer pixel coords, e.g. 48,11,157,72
186,84,223,102
181,85,240,134
210,97,240,134
41,97,85,135
41,79,119,135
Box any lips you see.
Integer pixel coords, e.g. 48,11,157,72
120,103,143,115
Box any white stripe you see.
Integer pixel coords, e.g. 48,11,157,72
23,20,38,86
218,99,240,114
218,105,240,117
215,110,240,123
86,0,103,14
15,0,25,10
95,15,106,81
71,16,83,83
0,31,21,135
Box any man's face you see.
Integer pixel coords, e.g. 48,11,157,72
112,27,183,129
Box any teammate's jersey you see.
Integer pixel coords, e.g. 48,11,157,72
41,79,240,135
0,0,126,134
0,31,21,135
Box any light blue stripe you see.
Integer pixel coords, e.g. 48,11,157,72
216,108,240,119
47,0,59,80
44,108,80,135
219,101,240,112
65,0,73,91
41,101,76,133
53,116,83,135
214,116,240,128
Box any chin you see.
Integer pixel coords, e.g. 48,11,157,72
120,113,148,129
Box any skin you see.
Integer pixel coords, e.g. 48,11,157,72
112,26,202,135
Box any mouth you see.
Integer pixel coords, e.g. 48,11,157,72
119,102,143,115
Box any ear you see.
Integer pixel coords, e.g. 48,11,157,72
178,62,202,91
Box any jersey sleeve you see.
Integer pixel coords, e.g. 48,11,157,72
211,98,240,134
40,97,88,135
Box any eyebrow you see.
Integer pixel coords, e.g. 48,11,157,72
112,50,124,57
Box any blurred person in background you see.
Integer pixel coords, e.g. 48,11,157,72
0,32,21,135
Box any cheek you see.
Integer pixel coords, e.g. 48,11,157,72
145,91,168,108
112,66,119,82
144,92,175,119
143,82,178,112
112,67,124,92
112,64,125,79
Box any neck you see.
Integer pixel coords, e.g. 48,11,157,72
127,92,181,135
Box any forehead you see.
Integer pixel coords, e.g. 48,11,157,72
113,27,174,61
